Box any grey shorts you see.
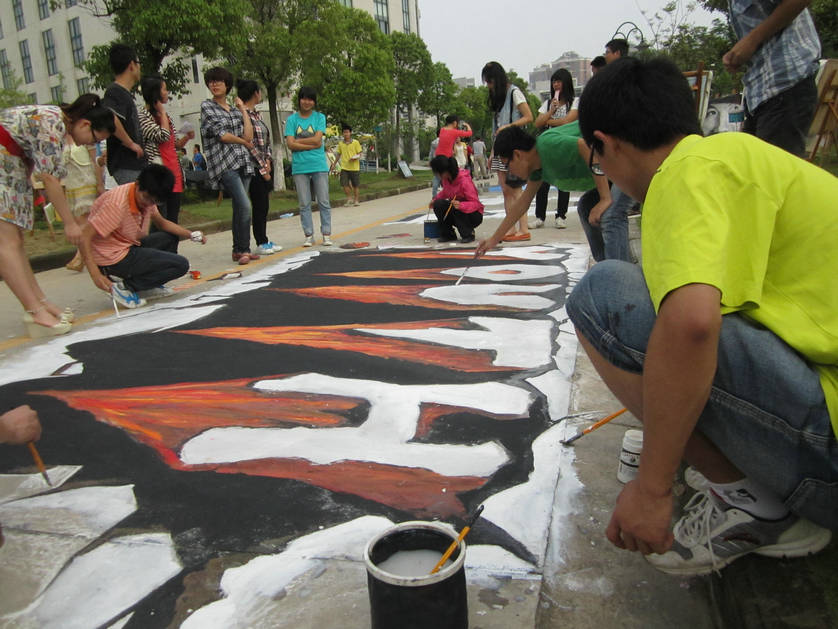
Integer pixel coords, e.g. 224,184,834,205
340,170,360,188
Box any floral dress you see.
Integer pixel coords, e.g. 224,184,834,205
0,106,68,230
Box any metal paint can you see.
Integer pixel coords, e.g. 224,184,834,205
365,521,468,629
617,429,643,483
189,270,201,279
423,220,441,242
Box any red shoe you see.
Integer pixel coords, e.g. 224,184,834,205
232,251,261,264
503,232,531,242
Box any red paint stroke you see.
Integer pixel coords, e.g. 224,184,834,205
32,378,514,515
376,233,412,238
178,320,513,372
490,269,521,274
320,269,451,281
339,242,369,249
269,284,515,311
366,251,531,260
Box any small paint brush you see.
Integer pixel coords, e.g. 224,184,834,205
430,504,484,574
454,265,471,286
560,407,628,446
27,442,52,486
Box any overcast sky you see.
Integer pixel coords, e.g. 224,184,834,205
417,0,722,83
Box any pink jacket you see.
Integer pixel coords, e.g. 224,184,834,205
433,169,484,214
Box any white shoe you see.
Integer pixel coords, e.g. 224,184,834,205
344,199,353,207
528,218,544,229
645,490,832,576
684,466,711,491
322,235,333,246
136,285,175,301
303,235,314,247
255,243,276,255
554,216,567,229
111,282,147,309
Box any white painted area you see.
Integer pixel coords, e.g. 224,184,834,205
360,317,553,369
0,485,136,537
104,613,134,629
182,516,394,629
0,466,81,505
421,283,559,310
480,423,580,567
441,263,565,283
465,545,539,579
543,423,585,570
9,533,181,629
182,374,531,478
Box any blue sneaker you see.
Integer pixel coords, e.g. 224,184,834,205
111,282,147,309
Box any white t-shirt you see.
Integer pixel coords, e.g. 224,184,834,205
538,99,579,119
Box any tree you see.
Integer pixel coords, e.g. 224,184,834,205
0,67,31,108
78,0,248,95
390,32,432,159
418,62,458,129
664,19,742,96
295,4,395,132
455,86,492,140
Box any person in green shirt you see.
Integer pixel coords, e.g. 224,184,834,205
561,56,837,576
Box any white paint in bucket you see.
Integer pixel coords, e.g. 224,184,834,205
617,429,643,483
376,549,452,577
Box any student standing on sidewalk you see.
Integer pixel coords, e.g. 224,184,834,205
285,86,332,247
331,123,363,207
102,44,146,185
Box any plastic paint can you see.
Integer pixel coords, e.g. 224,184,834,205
617,429,643,483
189,270,201,279
365,521,468,629
423,220,441,242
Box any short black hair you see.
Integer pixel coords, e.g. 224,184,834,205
341,123,352,132
204,67,233,92
140,76,164,107
137,164,175,202
297,86,317,106
605,39,629,57
578,57,702,152
591,56,606,69
429,155,459,179
492,125,536,159
109,44,137,76
236,79,260,102
444,114,459,125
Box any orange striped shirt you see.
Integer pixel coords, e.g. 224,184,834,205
87,183,159,266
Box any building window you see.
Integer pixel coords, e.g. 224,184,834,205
38,0,50,20
402,0,410,33
65,0,78,7
339,0,352,5
50,85,63,104
19,40,33,84
192,57,199,83
374,0,389,34
43,30,58,76
13,0,25,31
27,92,37,104
76,76,89,96
0,50,11,89
68,18,84,66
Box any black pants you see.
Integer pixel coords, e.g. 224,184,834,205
534,181,569,221
432,199,483,239
100,232,188,292
249,172,272,246
744,74,817,157
151,191,182,250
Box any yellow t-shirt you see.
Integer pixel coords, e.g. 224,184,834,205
642,133,838,436
336,139,362,171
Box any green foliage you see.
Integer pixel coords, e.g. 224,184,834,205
80,0,248,95
390,31,433,111
663,19,742,96
811,0,838,58
0,66,32,108
418,62,458,128
454,86,492,140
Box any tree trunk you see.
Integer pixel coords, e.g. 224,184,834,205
266,85,286,191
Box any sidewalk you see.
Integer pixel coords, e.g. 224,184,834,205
2,184,834,628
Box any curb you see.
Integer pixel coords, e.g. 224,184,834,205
29,181,432,273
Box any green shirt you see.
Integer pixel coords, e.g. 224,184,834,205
531,121,595,192
642,133,838,436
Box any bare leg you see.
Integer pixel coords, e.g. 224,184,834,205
0,221,61,327
577,331,744,484
498,171,528,237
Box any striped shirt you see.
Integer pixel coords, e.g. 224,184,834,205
200,99,254,190
87,183,159,266
246,108,272,177
729,0,821,112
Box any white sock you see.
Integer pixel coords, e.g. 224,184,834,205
709,478,789,520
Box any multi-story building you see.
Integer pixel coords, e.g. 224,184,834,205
528,51,593,101
453,77,474,90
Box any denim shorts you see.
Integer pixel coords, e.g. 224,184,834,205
566,260,838,529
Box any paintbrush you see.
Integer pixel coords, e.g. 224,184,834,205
27,442,52,486
454,265,471,286
560,407,627,446
430,504,484,574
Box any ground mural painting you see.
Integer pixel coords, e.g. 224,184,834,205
0,243,588,628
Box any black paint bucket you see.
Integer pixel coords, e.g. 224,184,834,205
364,521,468,629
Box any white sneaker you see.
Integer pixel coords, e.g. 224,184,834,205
111,282,147,309
266,241,282,253
303,235,314,247
645,490,832,576
555,216,567,229
684,466,711,491
136,285,175,301
255,243,276,256
322,235,333,246
528,218,544,229
344,199,353,207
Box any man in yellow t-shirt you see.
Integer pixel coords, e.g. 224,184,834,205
331,123,362,206
566,57,837,576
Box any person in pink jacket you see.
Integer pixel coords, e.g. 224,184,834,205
428,155,484,243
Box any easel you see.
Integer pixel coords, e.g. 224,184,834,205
683,63,713,123
807,59,838,163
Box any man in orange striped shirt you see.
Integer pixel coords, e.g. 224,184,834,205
79,165,206,305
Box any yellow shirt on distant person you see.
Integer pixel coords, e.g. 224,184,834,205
337,139,362,171
641,133,838,436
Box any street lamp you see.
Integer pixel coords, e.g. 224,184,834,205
612,21,649,53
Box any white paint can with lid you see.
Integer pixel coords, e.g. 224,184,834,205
617,429,643,483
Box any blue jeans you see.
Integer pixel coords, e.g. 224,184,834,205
566,261,838,529
100,232,188,292
576,184,633,262
431,174,441,199
293,171,331,236
220,168,253,254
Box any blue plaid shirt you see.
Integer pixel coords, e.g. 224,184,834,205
200,99,254,190
729,0,821,112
